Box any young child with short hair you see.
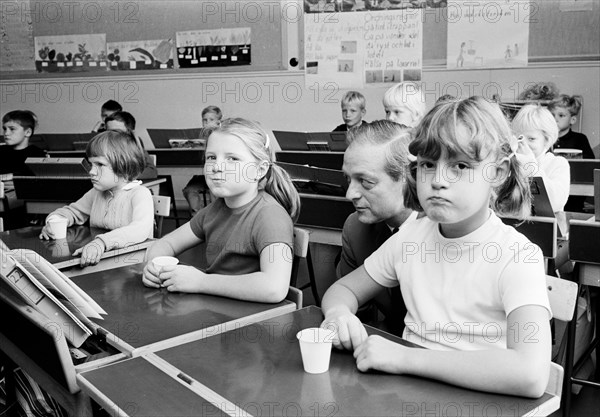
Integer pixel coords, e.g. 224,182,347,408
1,110,47,175
142,118,300,303
183,105,224,216
512,104,570,213
105,111,158,179
321,97,551,398
382,82,427,127
40,130,154,267
333,91,368,132
92,99,123,133
548,94,595,159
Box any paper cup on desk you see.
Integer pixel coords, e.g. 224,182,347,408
296,328,336,374
152,256,179,271
47,217,69,239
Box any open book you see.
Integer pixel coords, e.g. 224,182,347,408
0,249,105,347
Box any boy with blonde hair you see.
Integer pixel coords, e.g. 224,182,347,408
382,82,426,127
512,104,570,213
333,91,368,132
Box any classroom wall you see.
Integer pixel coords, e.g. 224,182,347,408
1,62,599,154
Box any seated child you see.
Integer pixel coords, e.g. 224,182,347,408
92,99,122,133
333,91,368,132
183,105,223,216
104,111,158,179
321,97,551,398
383,82,427,127
548,94,595,159
40,130,154,267
142,118,300,303
511,104,570,213
1,110,47,175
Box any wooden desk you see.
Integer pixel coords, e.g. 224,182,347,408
148,149,205,206
569,183,594,197
0,225,152,276
16,177,166,215
70,263,297,356
78,306,559,417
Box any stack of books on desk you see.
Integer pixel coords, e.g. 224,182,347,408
0,248,105,347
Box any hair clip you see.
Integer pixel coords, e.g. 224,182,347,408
407,152,417,162
264,134,270,149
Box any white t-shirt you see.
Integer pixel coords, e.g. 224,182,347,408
364,211,551,351
537,152,570,213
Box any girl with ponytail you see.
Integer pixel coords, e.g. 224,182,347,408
142,118,300,303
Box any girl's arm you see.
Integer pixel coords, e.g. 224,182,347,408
142,222,204,288
159,242,293,303
40,190,95,239
353,304,551,398
538,156,570,213
321,265,388,351
96,187,154,250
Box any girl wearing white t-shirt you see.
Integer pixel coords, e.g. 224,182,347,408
321,97,552,398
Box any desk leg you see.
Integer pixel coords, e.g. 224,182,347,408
563,305,576,417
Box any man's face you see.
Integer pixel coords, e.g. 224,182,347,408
342,142,406,224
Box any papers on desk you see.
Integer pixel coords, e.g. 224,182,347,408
0,249,105,347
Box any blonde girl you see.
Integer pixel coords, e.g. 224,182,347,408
142,118,300,303
321,97,551,398
40,130,154,266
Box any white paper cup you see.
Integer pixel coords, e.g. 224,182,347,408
47,217,69,239
152,256,179,270
296,328,336,374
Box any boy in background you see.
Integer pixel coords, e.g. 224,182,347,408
548,94,595,159
333,91,368,132
104,111,158,180
92,100,123,133
382,82,426,127
183,105,223,216
1,110,47,176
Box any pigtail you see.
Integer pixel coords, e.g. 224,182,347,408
262,163,301,223
492,143,532,219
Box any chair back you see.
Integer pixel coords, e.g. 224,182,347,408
545,275,578,400
152,195,171,237
291,227,320,306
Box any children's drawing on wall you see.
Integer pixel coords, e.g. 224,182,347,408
365,70,383,83
176,28,251,68
304,0,448,13
34,34,106,73
341,41,358,54
306,61,319,74
403,69,421,82
383,70,401,83
338,59,354,72
106,39,174,70
446,0,529,69
456,41,465,67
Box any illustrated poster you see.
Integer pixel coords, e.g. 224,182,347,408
34,33,106,73
447,1,529,69
176,27,251,68
106,39,174,70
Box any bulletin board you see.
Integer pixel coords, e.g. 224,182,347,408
1,0,598,78
1,0,285,76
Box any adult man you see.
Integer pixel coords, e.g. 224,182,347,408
336,120,417,335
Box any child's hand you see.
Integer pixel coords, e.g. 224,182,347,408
353,335,407,374
73,238,106,266
160,265,203,293
39,225,55,240
514,139,539,176
92,121,104,132
142,260,163,288
321,309,368,351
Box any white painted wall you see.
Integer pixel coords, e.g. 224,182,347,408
2,62,598,156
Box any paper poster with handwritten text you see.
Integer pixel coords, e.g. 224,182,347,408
447,1,529,69
34,34,106,73
304,9,422,89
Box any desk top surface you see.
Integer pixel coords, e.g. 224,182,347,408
81,306,554,417
71,263,295,352
0,225,151,269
